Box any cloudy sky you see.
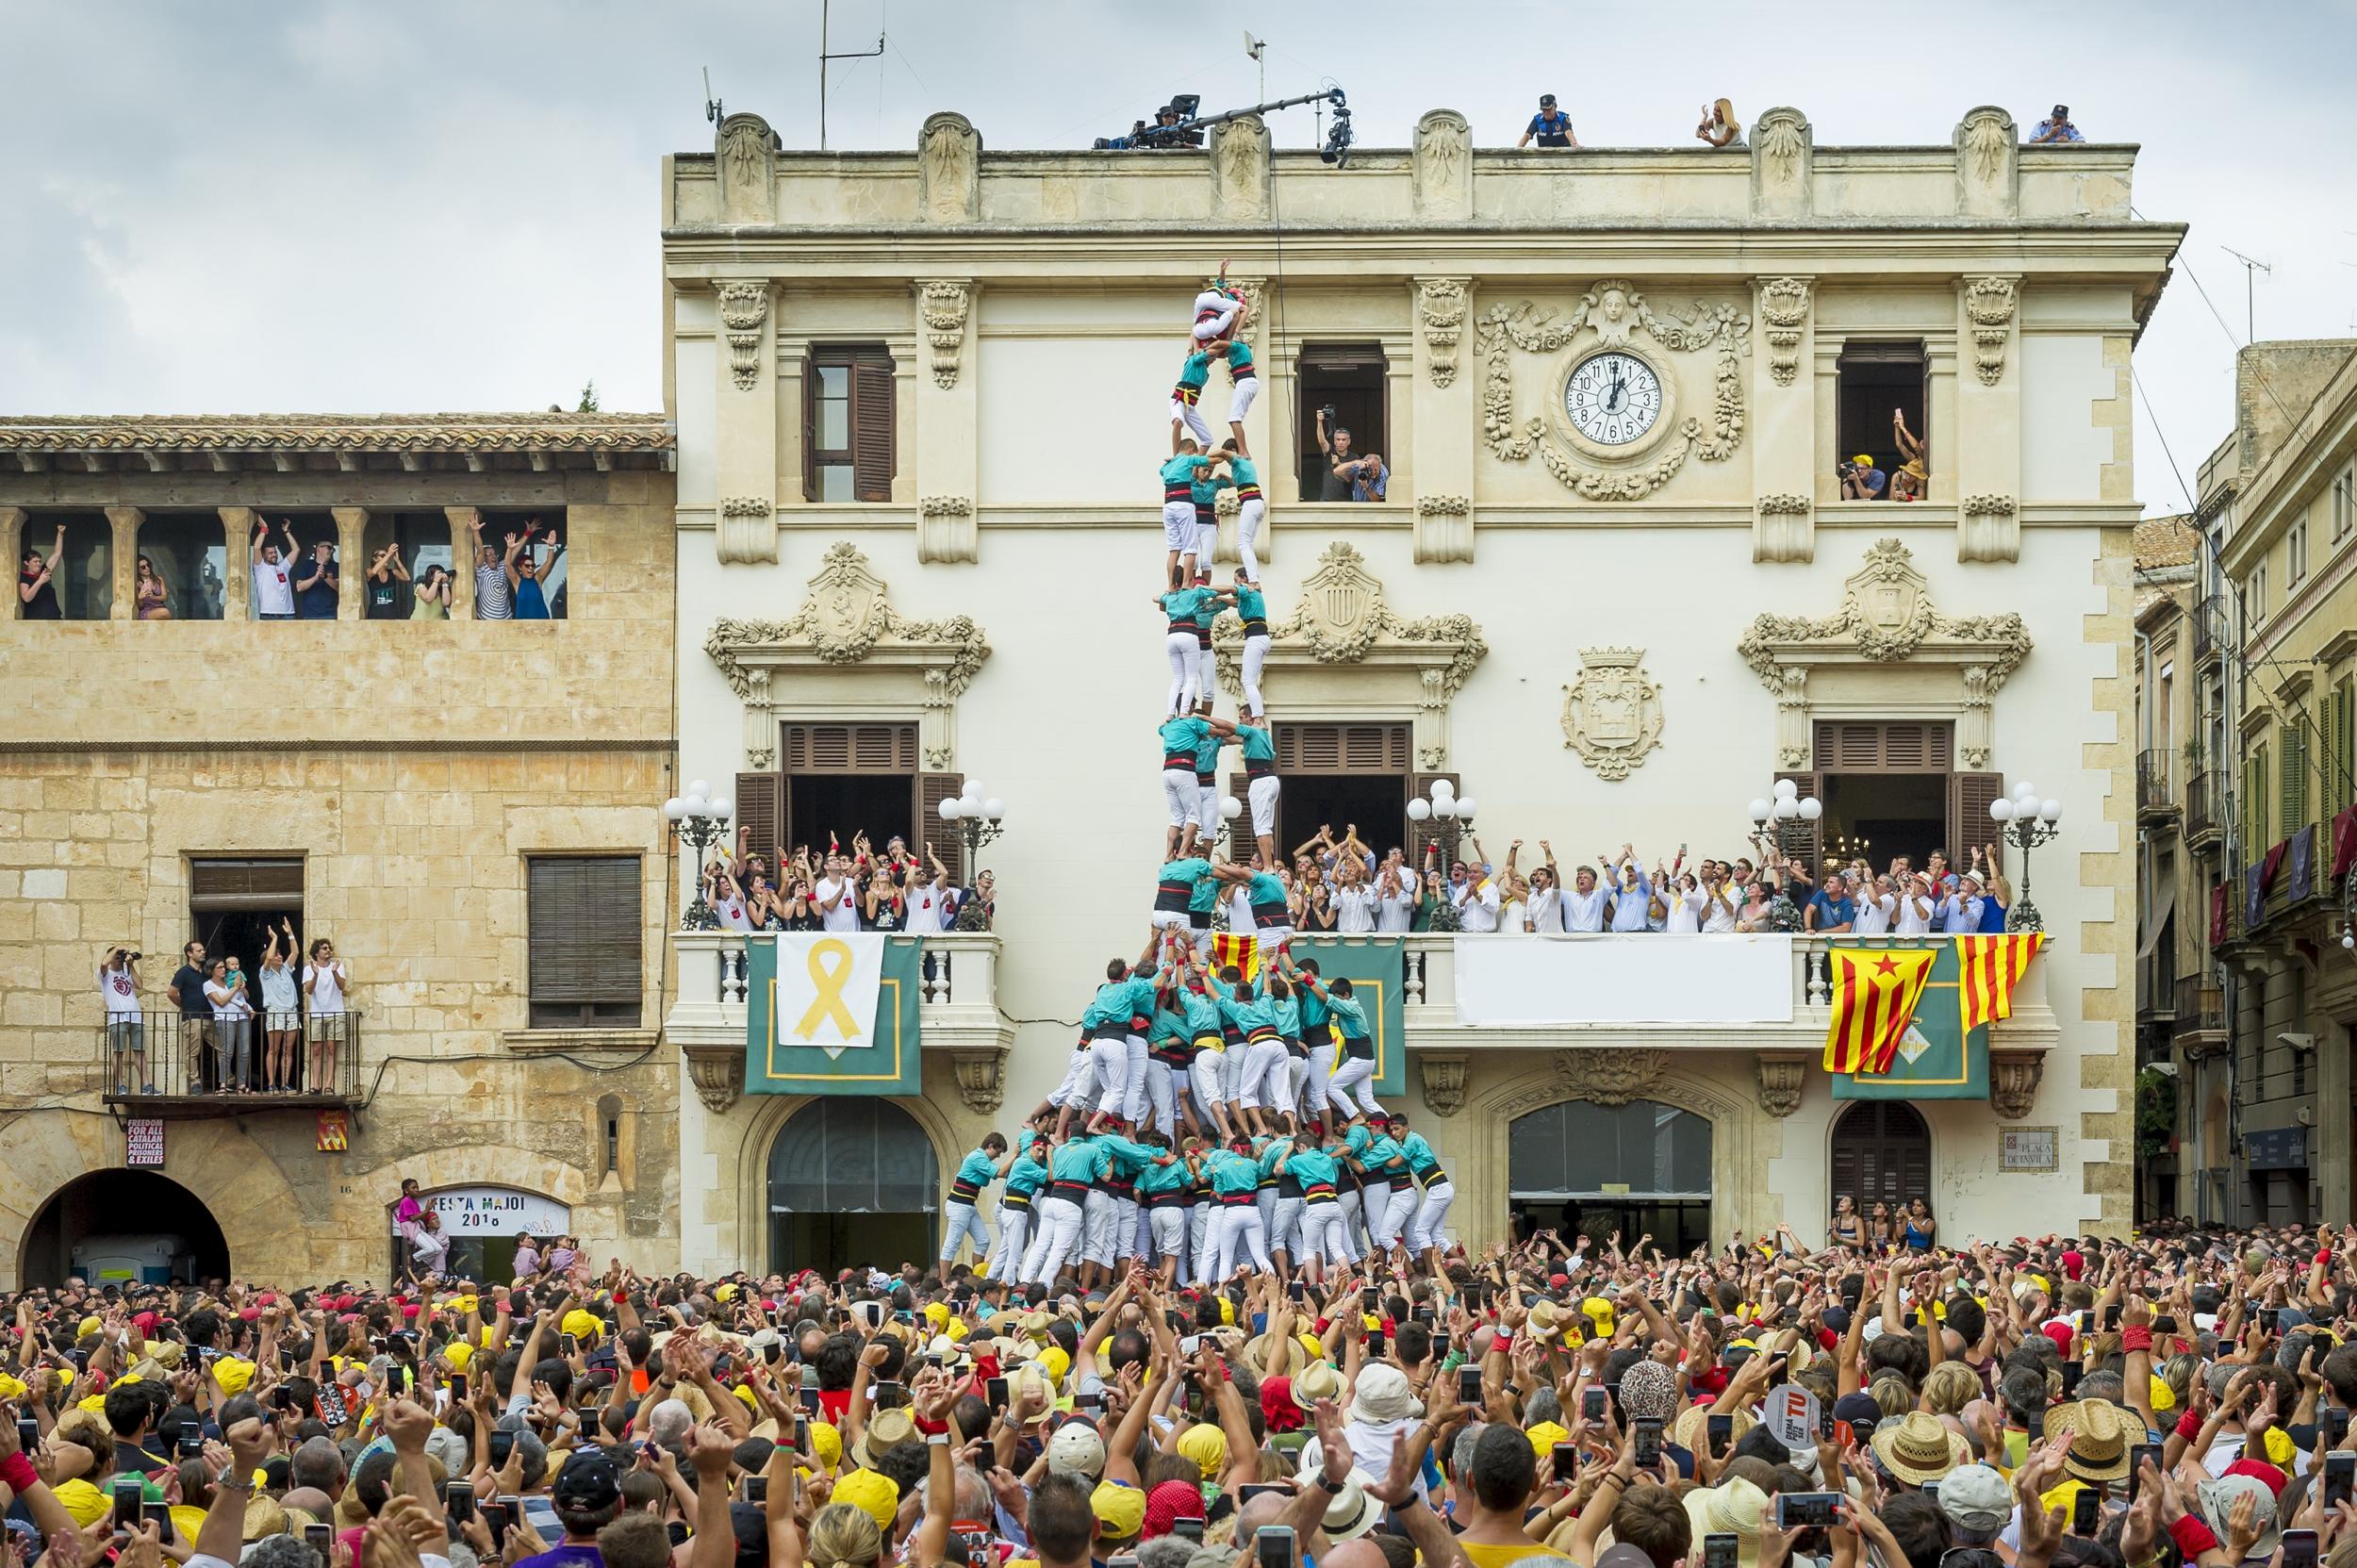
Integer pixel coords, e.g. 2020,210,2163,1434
5,0,2352,514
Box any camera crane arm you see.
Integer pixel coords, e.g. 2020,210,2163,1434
1107,85,1354,165
1170,87,1345,136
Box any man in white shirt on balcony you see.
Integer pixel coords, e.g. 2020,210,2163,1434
906,845,959,933
1560,865,1608,932
1331,861,1378,933
1374,864,1416,933
814,854,861,933
1451,863,1502,933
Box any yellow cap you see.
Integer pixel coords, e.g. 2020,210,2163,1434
807,1421,843,1471
212,1358,256,1396
1525,1421,1569,1456
1039,1345,1071,1385
924,1302,950,1327
1090,1480,1146,1538
442,1342,473,1371
1177,1423,1227,1481
832,1468,898,1529
561,1310,602,1344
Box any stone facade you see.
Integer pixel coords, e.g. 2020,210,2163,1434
662,108,2181,1261
0,421,684,1287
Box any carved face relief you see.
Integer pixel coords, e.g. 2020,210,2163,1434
1599,289,1628,322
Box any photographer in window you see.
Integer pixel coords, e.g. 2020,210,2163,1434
1315,407,1383,502
1837,450,1887,500
99,945,147,1094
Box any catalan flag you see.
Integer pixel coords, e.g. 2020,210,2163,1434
1822,947,1937,1075
1210,931,1263,982
1955,933,2046,1033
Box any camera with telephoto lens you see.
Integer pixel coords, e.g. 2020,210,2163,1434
1322,404,1339,423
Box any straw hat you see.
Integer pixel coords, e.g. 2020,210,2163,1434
1868,1411,1969,1485
850,1407,918,1471
1291,1361,1343,1409
1526,1300,1566,1342
1680,1478,1768,1568
1244,1331,1307,1375
1672,1403,1755,1457
2049,1399,2132,1484
240,1494,289,1543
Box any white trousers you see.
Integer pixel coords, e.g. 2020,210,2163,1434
1237,500,1266,583
1162,500,1197,553
1171,398,1213,446
1163,767,1200,830
1166,631,1200,715
1189,1048,1228,1119
1297,1200,1352,1266
1242,634,1271,718
1193,520,1217,571
1378,1183,1420,1252
1208,1203,1272,1281
1195,779,1219,841
1022,1194,1085,1283
1334,1189,1366,1263
1270,1194,1306,1260
1228,375,1260,423
1123,1034,1150,1124
1080,1189,1116,1264
939,1199,991,1263
1248,773,1280,835
1409,1180,1456,1254
1239,1038,1289,1110
1091,1032,1131,1114
1048,1045,1096,1108
1193,633,1216,704
1187,1201,1213,1284
983,1204,1030,1279
1147,1205,1187,1269
1327,1054,1382,1118
1146,1059,1181,1134
1358,1180,1391,1250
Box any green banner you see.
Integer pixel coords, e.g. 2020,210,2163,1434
745,936,925,1096
1830,938,1988,1101
1292,937,1407,1098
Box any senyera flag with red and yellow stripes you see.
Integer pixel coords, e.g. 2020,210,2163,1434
1209,931,1262,983
1955,932,2046,1033
1821,947,1938,1075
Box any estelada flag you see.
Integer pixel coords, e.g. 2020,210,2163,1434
1955,933,2046,1032
1822,948,1937,1075
1209,931,1262,982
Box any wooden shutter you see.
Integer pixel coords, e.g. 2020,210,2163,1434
1772,771,1821,869
1277,722,1409,773
852,356,895,503
1828,1102,1929,1211
917,772,966,883
189,858,306,911
1948,770,2003,871
800,350,819,503
735,773,783,864
1228,771,1252,859
784,723,917,773
2282,727,2308,833
1814,720,1952,772
527,856,643,1028
1409,770,1459,871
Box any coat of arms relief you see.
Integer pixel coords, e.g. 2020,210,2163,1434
1561,648,1665,781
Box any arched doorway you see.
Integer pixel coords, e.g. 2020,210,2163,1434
20,1172,231,1287
1508,1098,1713,1256
767,1099,938,1276
1828,1101,1932,1218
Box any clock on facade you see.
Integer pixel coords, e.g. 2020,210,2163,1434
1563,351,1663,447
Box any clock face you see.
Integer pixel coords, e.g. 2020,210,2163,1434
1564,352,1664,447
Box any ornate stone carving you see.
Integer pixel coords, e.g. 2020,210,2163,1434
1754,493,1813,564
1751,108,1813,216
1988,1048,2045,1121
952,1048,1007,1115
1958,492,2020,564
1211,541,1486,765
1755,277,1811,387
918,112,980,223
915,281,971,389
742,668,774,767
1963,277,2018,388
1225,276,1267,348
1739,538,2033,767
1554,1048,1667,1107
1561,648,1665,782
1417,278,1471,389
1475,288,1750,501
1412,110,1472,214
682,1043,743,1115
1209,115,1270,221
1418,1053,1471,1117
716,496,777,566
916,495,977,565
1412,494,1473,565
708,541,992,767
1755,1053,1808,1118
714,112,777,223
1954,107,2019,219
716,282,769,391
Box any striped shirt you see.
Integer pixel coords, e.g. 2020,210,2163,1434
474,562,513,620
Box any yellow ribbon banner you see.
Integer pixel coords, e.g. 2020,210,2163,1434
792,937,863,1042
746,933,924,1098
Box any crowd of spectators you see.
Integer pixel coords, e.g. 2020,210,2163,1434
1247,830,2012,937
703,832,993,935
1504,96,2089,151
95,926,351,1097
1,1216,2348,1568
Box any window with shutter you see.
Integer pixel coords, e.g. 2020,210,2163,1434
189,858,306,911
735,773,783,865
1948,771,2003,870
916,773,966,883
782,722,918,865
802,347,894,503
2333,680,2355,812
1227,772,1252,859
527,856,643,1028
1828,1101,1930,1212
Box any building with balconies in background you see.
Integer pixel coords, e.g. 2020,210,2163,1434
659,103,2182,1271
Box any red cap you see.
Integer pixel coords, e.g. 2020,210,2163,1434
2041,1321,2075,1355
2224,1459,2287,1498
1144,1479,1207,1537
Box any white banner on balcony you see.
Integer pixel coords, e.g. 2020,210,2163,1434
770,932,887,1061
1453,933,1793,1026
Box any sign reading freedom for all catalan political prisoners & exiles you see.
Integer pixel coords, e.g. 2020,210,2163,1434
745,933,924,1096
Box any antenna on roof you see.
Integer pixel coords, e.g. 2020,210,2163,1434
818,0,885,153
1244,32,1266,105
703,67,722,126
2219,245,2271,344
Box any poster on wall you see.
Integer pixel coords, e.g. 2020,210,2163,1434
394,1187,572,1239
125,1118,165,1167
745,934,924,1096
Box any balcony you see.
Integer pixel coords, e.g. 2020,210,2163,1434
2136,750,2179,828
2171,974,2227,1057
2184,769,2224,851
667,932,1012,1114
97,1010,361,1119
2192,595,2228,666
